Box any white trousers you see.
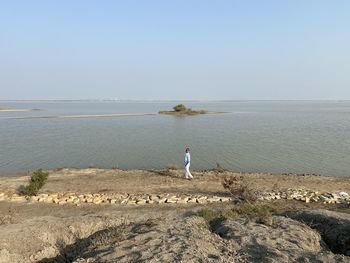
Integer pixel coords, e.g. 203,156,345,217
185,163,193,179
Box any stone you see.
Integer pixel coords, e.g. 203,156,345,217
121,199,129,205
150,195,160,201
331,193,339,198
45,197,53,203
110,199,117,204
157,198,167,204
220,197,230,202
187,198,197,203
66,198,74,203
177,197,190,204
197,197,207,204
207,197,221,202
166,199,178,203
136,199,147,204
93,198,102,204
311,197,319,202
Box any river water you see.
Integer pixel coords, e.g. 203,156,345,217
0,101,349,177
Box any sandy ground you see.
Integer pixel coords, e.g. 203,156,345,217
1,168,350,196
1,168,350,263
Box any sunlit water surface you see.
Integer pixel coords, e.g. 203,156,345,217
0,101,349,177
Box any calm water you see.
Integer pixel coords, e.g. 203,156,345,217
0,101,350,177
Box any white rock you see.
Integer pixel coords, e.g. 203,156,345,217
166,198,178,203
187,198,197,203
207,197,221,202
109,199,117,204
157,198,167,204
220,197,231,202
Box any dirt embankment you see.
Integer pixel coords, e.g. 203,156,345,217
1,168,350,263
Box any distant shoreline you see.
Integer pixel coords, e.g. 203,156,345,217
0,100,349,103
0,108,40,112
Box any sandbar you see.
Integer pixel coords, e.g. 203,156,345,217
15,113,156,119
0,108,40,112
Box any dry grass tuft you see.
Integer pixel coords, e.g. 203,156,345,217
222,175,259,203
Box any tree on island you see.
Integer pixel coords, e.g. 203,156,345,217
173,104,187,112
159,104,208,115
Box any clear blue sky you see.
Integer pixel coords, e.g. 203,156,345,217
0,0,349,100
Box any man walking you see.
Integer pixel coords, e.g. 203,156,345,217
184,147,193,179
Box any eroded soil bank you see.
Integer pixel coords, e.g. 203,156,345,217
1,168,350,263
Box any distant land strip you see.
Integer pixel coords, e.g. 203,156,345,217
0,108,40,112
14,113,156,119
159,111,228,116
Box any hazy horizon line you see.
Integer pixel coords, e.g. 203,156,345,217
1,99,350,102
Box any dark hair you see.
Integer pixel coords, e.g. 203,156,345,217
185,147,190,152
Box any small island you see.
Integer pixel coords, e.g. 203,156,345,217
159,104,208,116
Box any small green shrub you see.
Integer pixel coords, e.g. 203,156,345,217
221,209,239,219
197,208,239,222
234,203,275,225
197,209,219,221
235,203,274,217
173,104,187,112
25,169,49,196
197,205,274,227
